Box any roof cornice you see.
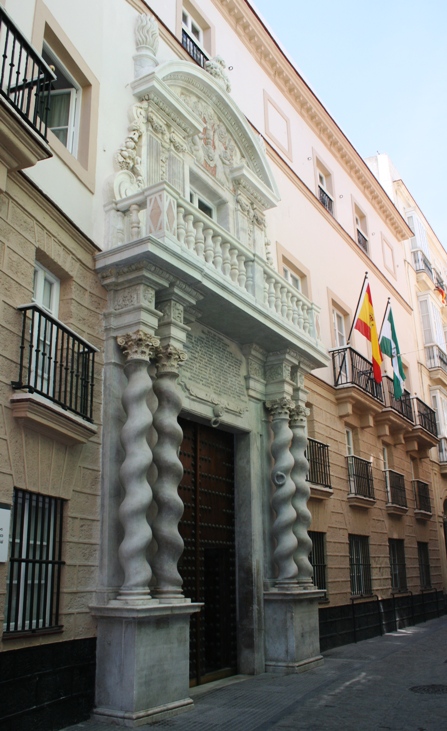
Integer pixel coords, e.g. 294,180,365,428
211,0,412,241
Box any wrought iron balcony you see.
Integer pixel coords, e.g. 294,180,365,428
181,29,208,68
356,228,368,254
11,303,98,421
307,438,331,488
425,344,447,378
384,470,407,508
412,480,432,515
0,6,54,141
332,346,384,403
382,376,414,422
347,455,375,500
318,185,333,215
411,249,433,280
412,397,437,438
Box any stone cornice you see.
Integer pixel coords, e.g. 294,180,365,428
210,0,412,241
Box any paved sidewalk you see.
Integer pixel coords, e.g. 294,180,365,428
64,616,447,731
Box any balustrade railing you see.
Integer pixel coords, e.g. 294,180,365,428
382,376,414,422
425,344,447,375
318,185,333,215
384,470,407,507
412,480,432,514
0,7,54,140
347,455,374,499
411,249,433,280
357,228,368,254
181,29,208,68
307,438,331,488
263,266,317,338
11,304,98,421
332,346,384,403
412,397,437,437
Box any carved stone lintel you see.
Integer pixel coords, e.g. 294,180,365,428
155,344,187,375
117,330,160,361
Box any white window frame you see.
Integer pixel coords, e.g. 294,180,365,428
33,262,60,316
283,265,301,292
43,43,81,157
32,264,60,395
189,189,215,219
182,8,204,48
333,307,347,348
345,428,354,456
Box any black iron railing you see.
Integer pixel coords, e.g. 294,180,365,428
318,185,333,215
349,534,372,596
307,438,331,488
389,539,407,592
308,531,326,591
12,303,97,421
332,346,384,403
347,455,374,499
412,480,432,514
0,7,55,140
411,249,433,280
357,228,368,253
382,376,414,422
384,470,407,507
181,29,208,68
412,397,437,437
425,344,447,375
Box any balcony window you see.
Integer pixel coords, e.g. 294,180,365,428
181,8,208,67
307,438,331,488
413,480,432,514
316,164,334,215
349,534,372,597
190,190,214,219
347,455,375,499
332,346,384,403
283,265,301,292
4,489,64,634
389,539,407,593
412,398,437,437
308,531,326,592
417,542,431,589
384,469,407,508
354,208,368,254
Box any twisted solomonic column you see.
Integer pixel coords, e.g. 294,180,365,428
265,398,298,588
152,344,187,601
116,330,159,602
290,404,314,587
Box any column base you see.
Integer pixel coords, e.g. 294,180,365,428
91,601,201,727
264,589,324,674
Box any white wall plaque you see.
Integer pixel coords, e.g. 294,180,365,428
0,504,11,563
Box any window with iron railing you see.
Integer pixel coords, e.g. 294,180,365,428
318,185,333,215
308,531,326,592
332,346,384,403
412,397,437,437
384,469,407,508
389,539,407,592
382,376,413,422
307,438,331,488
11,303,98,421
347,455,374,499
417,542,431,589
4,489,64,634
349,534,372,597
0,6,54,141
413,480,432,514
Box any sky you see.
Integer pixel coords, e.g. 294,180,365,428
251,0,447,246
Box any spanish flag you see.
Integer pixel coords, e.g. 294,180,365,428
353,279,383,383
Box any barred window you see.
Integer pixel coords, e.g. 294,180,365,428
349,534,372,596
417,542,431,589
4,489,64,634
389,539,407,592
308,531,327,591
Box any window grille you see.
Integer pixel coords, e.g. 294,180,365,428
417,542,431,589
4,489,64,634
349,534,372,596
308,531,326,591
389,539,407,592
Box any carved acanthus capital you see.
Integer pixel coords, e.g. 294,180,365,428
289,404,310,427
265,397,294,420
135,13,159,55
155,344,187,374
204,55,231,93
117,330,160,362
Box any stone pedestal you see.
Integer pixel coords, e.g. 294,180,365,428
92,602,201,726
264,589,324,673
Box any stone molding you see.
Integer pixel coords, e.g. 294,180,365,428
10,392,98,446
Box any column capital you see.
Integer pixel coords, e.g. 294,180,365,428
117,330,160,362
265,397,294,419
155,343,187,375
289,404,310,427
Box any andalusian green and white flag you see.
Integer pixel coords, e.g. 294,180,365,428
379,302,406,399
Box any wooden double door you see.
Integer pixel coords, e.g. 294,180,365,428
178,418,237,686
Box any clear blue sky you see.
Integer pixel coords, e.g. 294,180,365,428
251,0,447,246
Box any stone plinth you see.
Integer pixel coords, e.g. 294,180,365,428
264,589,324,673
92,602,201,726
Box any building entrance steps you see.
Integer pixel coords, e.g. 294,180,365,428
63,615,447,731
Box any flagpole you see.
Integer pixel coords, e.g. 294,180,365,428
347,271,368,344
378,297,391,342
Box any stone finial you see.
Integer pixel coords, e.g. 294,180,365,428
117,330,160,361
134,13,159,77
204,56,231,93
